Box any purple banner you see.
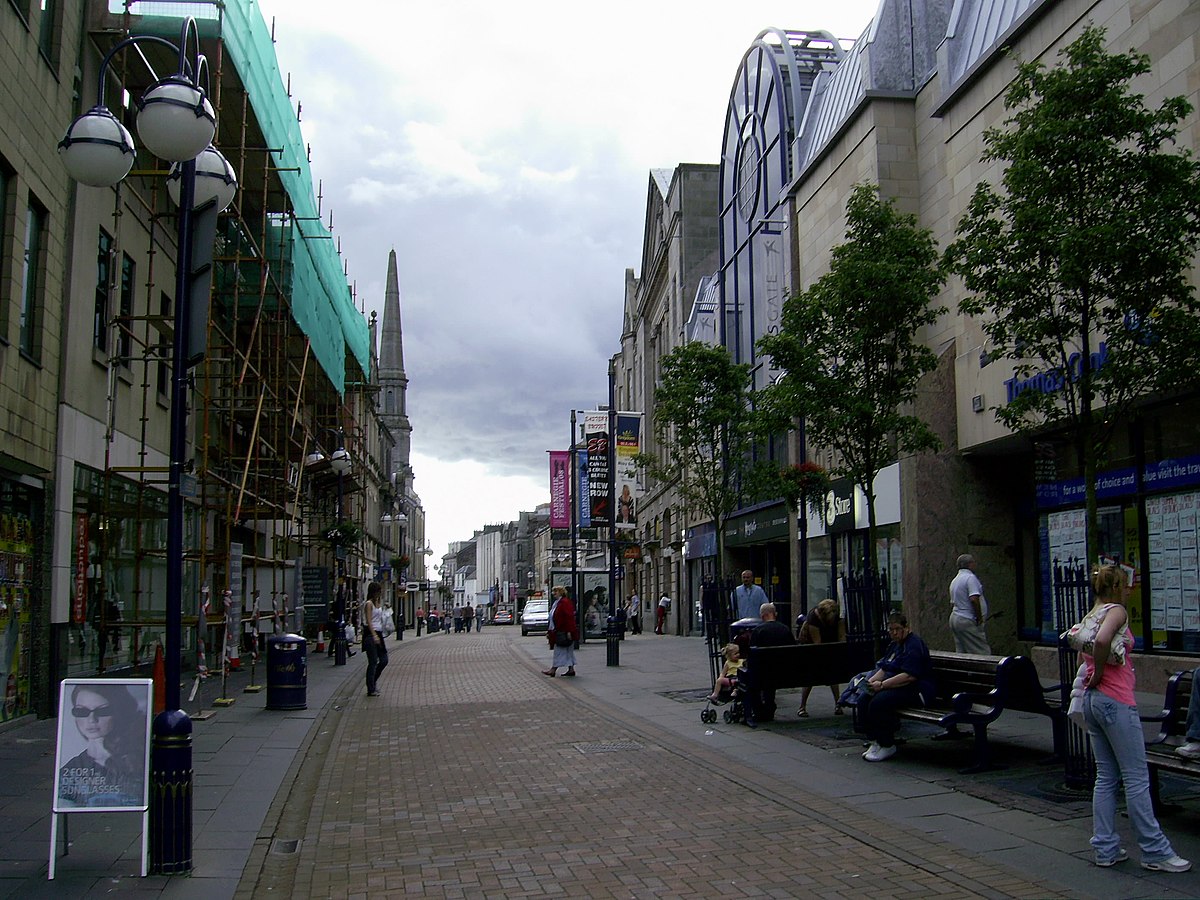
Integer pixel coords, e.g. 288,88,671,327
549,451,569,529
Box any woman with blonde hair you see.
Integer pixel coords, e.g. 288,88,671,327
797,598,847,717
1078,564,1189,871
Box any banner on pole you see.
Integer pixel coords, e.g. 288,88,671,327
549,451,570,529
583,411,610,527
614,413,642,530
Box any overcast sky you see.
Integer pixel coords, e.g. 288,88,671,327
254,0,880,573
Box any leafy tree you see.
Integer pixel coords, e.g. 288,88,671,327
637,341,764,601
757,183,945,574
945,26,1200,561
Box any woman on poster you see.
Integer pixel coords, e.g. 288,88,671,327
57,682,145,808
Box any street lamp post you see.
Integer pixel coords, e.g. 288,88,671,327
329,440,351,666
59,17,237,875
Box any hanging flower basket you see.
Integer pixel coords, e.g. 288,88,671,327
780,462,832,518
394,555,410,570
324,520,363,547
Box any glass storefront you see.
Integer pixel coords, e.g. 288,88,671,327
67,464,197,676
0,477,38,722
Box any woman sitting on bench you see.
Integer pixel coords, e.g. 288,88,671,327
859,612,934,762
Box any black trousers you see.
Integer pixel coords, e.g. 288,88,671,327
859,684,922,747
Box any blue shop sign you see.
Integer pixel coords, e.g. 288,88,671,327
1036,454,1200,508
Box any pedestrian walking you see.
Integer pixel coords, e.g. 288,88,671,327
463,603,475,633
733,570,769,621
1074,564,1190,872
415,604,425,636
362,582,388,697
948,553,990,654
543,585,578,677
629,592,642,634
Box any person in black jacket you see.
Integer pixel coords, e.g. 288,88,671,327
745,603,795,726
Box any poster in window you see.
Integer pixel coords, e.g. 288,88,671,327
52,678,152,812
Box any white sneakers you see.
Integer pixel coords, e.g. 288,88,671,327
862,742,897,762
1095,848,1128,867
1176,740,1200,758
1142,855,1192,873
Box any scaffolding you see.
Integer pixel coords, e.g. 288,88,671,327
76,0,382,681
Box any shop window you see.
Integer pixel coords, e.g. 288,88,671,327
18,197,46,361
93,229,112,354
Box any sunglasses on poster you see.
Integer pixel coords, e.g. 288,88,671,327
71,705,114,719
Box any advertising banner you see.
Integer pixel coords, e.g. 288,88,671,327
73,515,88,625
549,451,570,529
578,449,591,528
53,678,152,812
614,413,642,530
584,411,610,527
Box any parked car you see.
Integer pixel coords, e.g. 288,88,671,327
521,599,549,636
493,606,514,625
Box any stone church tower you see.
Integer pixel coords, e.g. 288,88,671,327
378,249,412,490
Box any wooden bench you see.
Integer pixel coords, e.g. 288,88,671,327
1141,668,1200,812
856,651,1065,773
745,642,871,694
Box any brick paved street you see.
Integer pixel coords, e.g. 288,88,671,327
236,631,1069,899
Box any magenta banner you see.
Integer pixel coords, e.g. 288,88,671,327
549,451,570,528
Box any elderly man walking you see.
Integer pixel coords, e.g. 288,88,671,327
949,554,990,654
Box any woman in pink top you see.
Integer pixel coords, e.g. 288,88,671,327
1082,564,1189,872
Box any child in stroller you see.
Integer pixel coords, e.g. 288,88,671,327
701,643,746,724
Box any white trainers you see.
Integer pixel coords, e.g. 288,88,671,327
862,741,880,759
1095,848,1128,867
1176,740,1200,758
864,743,897,762
1142,855,1192,873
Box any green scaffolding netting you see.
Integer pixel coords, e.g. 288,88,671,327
130,0,371,395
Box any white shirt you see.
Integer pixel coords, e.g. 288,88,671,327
949,568,987,621
658,595,670,609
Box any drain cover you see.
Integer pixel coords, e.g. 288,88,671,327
574,740,644,754
271,839,300,855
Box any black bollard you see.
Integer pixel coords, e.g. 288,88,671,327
149,708,193,873
606,616,620,667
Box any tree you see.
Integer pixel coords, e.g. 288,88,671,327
945,26,1200,562
637,341,764,603
757,183,945,575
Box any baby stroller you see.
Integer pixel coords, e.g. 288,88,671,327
700,676,746,725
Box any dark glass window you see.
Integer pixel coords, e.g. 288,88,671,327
94,229,112,353
19,199,46,360
119,253,134,366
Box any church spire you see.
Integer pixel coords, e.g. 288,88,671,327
378,249,412,488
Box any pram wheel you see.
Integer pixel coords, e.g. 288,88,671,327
723,708,735,724
701,708,717,724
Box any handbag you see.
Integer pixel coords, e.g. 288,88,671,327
380,608,395,638
555,630,574,648
1061,604,1126,664
838,670,875,707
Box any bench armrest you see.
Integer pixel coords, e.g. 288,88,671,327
951,690,1002,718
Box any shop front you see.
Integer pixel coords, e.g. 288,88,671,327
724,502,792,625
0,472,42,722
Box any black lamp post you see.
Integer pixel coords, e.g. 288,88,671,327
329,440,352,666
59,18,237,875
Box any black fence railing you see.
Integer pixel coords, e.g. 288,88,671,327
1054,557,1095,789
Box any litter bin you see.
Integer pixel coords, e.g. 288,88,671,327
266,633,307,710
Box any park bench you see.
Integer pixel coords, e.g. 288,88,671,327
1141,668,1200,812
745,641,871,694
855,651,1065,774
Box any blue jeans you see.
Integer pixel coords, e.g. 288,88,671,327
1083,690,1175,863
364,635,388,694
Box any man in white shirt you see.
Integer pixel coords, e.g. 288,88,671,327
949,553,990,654
733,570,769,620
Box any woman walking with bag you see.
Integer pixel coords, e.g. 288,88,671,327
543,585,578,677
1075,564,1189,871
362,582,388,697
